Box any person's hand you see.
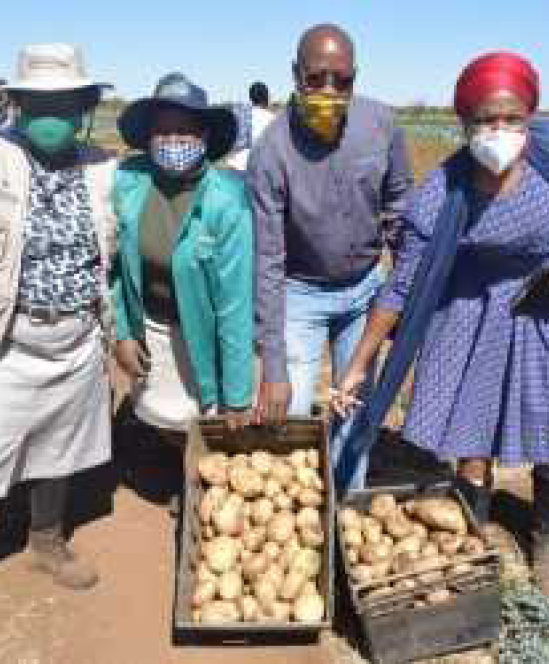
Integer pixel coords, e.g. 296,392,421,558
115,339,150,382
225,408,252,431
254,381,292,426
330,368,366,418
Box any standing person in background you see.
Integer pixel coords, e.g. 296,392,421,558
0,44,116,589
113,73,254,434
331,52,549,594
227,81,275,171
247,23,413,490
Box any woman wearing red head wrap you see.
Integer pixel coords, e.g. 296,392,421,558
332,52,549,593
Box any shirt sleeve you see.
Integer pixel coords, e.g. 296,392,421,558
380,125,414,252
208,185,255,408
247,140,288,383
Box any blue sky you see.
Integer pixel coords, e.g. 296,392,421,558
1,1,547,107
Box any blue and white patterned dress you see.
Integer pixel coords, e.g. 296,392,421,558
378,159,549,465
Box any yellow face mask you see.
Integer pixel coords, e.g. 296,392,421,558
294,93,349,143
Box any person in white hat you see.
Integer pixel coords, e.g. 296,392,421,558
0,44,117,589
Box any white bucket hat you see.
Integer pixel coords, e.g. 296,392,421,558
1,43,112,93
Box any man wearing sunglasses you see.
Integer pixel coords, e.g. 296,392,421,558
248,23,413,491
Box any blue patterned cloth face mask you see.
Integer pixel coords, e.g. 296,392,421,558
151,139,207,176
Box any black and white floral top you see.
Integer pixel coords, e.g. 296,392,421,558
18,154,101,311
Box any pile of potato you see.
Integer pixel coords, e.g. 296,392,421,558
340,493,488,606
191,448,326,624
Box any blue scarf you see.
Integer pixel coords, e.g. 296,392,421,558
336,118,549,496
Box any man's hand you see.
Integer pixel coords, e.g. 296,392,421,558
254,381,292,425
115,339,150,382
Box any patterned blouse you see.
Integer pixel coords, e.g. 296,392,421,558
18,153,101,312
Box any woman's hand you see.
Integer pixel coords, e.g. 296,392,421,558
115,339,150,381
330,368,366,418
225,407,252,431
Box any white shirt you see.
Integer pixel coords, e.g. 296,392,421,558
227,106,275,171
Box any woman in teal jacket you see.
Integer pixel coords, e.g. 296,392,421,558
112,73,254,430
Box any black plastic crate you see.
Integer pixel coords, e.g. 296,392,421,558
173,417,334,645
337,482,501,664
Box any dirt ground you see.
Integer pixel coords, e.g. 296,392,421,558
0,398,533,664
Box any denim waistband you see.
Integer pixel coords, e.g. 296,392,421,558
287,259,382,289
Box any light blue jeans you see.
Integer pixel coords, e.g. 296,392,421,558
285,263,386,491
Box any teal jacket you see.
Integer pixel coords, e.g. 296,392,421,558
111,156,254,409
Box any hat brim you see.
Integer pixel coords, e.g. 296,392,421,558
1,81,113,93
117,96,237,162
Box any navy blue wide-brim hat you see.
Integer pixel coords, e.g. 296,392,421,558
118,72,238,162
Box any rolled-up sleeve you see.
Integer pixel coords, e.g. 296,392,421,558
247,141,288,383
381,126,414,252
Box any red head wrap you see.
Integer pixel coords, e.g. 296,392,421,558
454,51,539,118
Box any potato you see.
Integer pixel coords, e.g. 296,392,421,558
263,477,282,498
368,585,392,599
351,564,375,584
306,448,320,469
420,541,440,558
288,449,308,469
300,527,324,549
229,465,263,498
267,512,295,543
273,492,293,511
409,522,429,541
250,450,272,476
198,453,229,486
295,466,323,492
263,563,285,590
461,535,485,556
251,498,274,526
202,524,215,540
212,493,245,536
361,516,383,544
238,595,260,622
434,533,464,556
391,551,420,575
242,552,269,581
343,528,363,549
263,541,280,561
381,534,394,547
393,534,422,557
242,526,267,552
197,561,217,583
369,494,397,520
199,485,228,524
200,600,240,623
270,460,294,487
347,548,359,565
406,498,467,534
192,609,201,623
384,507,413,539
218,570,243,601
231,453,250,467
300,580,318,596
192,580,217,607
280,570,307,601
360,541,392,565
240,549,253,563
339,507,362,532
426,588,452,605
292,592,324,622
296,506,321,531
279,537,302,571
254,577,278,614
204,536,240,574
287,482,302,500
290,548,321,578
370,559,392,579
297,488,323,507
271,601,292,622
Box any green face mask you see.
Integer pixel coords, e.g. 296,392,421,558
17,114,82,154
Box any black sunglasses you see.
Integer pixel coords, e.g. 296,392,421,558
297,67,355,93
